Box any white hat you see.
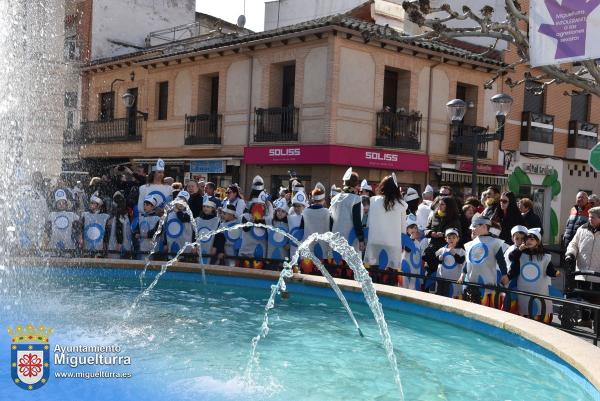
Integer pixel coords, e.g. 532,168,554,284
54,189,68,203
489,226,501,237
252,175,264,191
274,198,289,212
445,228,459,237
391,172,398,188
204,199,216,209
469,215,492,229
143,194,157,207
177,190,190,202
342,167,353,182
312,182,326,201
292,180,305,193
330,185,341,198
510,225,528,236
278,186,287,196
223,204,237,215
406,213,418,227
292,191,309,207
423,185,434,195
90,192,103,206
527,228,542,241
360,179,372,193
404,187,419,202
152,159,165,172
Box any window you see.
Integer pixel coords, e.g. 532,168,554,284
66,111,74,129
383,70,398,111
157,82,169,120
65,92,78,108
570,93,590,122
523,80,544,113
281,64,295,107
455,82,478,126
64,37,79,61
210,76,219,113
99,92,114,121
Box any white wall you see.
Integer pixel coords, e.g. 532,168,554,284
264,0,365,30
91,0,196,60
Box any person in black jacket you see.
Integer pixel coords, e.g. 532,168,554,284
493,191,526,244
423,196,461,281
186,179,203,218
518,198,543,234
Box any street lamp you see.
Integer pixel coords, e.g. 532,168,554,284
446,93,513,196
121,91,148,120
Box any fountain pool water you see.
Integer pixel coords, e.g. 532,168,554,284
2,265,599,401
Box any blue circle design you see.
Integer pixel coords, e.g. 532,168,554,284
54,215,70,230
347,228,357,245
378,249,389,269
468,243,489,264
254,244,265,258
402,233,416,252
250,227,267,241
84,223,105,244
333,251,343,264
290,227,304,242
148,190,168,207
410,248,421,267
166,219,184,238
314,243,324,259
198,227,214,243
269,228,289,247
296,193,305,203
224,222,242,242
441,251,458,269
520,262,541,283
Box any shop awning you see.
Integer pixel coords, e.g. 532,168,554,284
442,171,507,187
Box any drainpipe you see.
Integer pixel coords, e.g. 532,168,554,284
425,59,443,185
242,54,254,190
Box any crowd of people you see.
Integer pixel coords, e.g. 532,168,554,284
21,159,600,325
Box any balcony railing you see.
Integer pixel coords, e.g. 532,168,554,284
568,120,599,150
81,117,143,143
375,111,422,150
448,123,488,158
254,106,299,142
521,111,554,144
184,113,222,145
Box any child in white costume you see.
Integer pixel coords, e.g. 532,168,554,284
503,225,528,313
435,228,465,298
508,228,559,323
299,184,332,274
47,190,79,251
266,199,290,262
400,214,427,290
134,194,162,255
81,193,109,252
195,198,220,264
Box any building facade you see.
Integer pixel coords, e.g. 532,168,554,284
79,9,506,197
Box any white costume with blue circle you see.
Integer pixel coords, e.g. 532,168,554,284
517,253,553,317
364,196,407,269
400,237,427,290
464,235,505,296
48,211,79,250
82,212,109,251
435,246,465,298
221,219,241,266
139,213,162,253
195,215,220,263
108,214,133,255
137,184,172,213
301,206,332,260
329,192,362,252
267,219,289,260
164,211,194,255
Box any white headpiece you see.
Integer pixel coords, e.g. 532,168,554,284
330,185,341,198
152,159,165,172
360,179,372,193
406,213,418,227
527,227,542,241
177,190,190,202
292,191,309,207
423,185,434,195
391,172,398,187
274,198,289,212
510,225,528,236
54,189,68,203
404,187,419,202
252,175,264,191
143,194,157,207
90,192,103,206
342,167,353,181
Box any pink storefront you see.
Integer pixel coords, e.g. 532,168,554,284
243,145,429,195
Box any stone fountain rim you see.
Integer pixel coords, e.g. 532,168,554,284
13,257,600,392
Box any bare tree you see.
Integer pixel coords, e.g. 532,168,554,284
400,0,600,97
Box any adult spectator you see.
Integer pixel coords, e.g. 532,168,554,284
482,186,501,219
493,191,525,244
186,180,203,218
519,198,543,233
423,196,461,275
404,187,420,216
562,191,591,248
198,181,206,198
203,182,222,210
222,184,245,219
589,194,600,208
565,206,600,327
416,185,434,229
460,204,476,245
137,159,173,216
464,196,483,214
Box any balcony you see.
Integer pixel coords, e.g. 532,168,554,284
520,111,554,154
448,123,488,159
567,120,599,160
254,106,299,142
184,113,222,145
375,110,422,150
81,117,143,144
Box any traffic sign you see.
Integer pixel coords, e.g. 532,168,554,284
589,143,600,173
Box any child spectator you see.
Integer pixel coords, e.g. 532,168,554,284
195,197,220,264
400,214,427,290
435,228,465,298
213,204,241,266
134,194,162,257
266,198,290,262
107,191,133,258
164,191,194,257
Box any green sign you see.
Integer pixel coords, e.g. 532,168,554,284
589,143,600,173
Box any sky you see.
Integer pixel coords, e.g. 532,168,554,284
197,0,267,32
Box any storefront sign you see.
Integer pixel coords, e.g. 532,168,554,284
522,163,555,175
189,160,226,174
244,145,429,172
456,161,505,175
